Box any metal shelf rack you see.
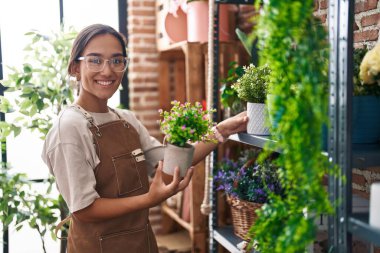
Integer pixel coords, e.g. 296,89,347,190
209,1,256,252
211,0,380,252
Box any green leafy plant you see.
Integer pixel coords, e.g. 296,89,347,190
0,25,76,252
0,165,60,252
231,63,271,103
159,100,216,147
247,1,335,252
235,28,253,57
1,26,77,139
220,61,245,113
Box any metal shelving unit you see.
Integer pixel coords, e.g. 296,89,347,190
210,1,256,252
211,0,380,252
328,0,380,251
228,133,278,152
213,227,245,253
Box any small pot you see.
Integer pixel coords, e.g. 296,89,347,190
163,143,195,177
247,102,270,135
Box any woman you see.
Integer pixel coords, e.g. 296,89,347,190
42,24,248,253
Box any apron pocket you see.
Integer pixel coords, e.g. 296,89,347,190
99,226,150,253
112,153,143,196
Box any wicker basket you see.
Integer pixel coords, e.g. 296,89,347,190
227,195,263,240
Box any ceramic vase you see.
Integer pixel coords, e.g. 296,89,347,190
247,102,270,135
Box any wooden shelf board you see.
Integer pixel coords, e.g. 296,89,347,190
156,230,192,252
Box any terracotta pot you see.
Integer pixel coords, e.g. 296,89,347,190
163,143,194,177
164,7,188,43
186,1,235,43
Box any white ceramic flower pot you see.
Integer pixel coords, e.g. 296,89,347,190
370,182,380,229
163,143,195,177
247,102,270,135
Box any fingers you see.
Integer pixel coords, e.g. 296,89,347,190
177,167,194,191
157,160,163,170
172,166,180,185
154,161,163,180
166,167,180,193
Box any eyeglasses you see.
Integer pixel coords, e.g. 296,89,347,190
77,56,129,72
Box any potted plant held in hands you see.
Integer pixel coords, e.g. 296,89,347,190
159,100,217,177
232,64,271,135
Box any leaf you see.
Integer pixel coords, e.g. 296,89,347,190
23,64,33,73
235,28,252,56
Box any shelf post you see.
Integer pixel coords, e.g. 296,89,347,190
327,0,354,252
210,2,220,253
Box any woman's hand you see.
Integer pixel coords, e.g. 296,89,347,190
216,111,248,139
147,161,193,207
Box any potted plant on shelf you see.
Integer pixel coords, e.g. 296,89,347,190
220,61,246,118
354,45,380,144
231,63,271,135
158,100,216,176
214,149,283,241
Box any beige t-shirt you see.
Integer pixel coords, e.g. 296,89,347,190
41,106,163,213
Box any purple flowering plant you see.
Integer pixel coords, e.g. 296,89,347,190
158,100,217,147
214,150,283,204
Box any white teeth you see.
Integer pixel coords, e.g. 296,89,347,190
97,80,112,86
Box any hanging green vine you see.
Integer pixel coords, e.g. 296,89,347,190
248,1,335,252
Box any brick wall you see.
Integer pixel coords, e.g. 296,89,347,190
314,0,380,48
127,0,162,234
128,0,161,139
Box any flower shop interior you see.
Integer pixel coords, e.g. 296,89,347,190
1,0,380,253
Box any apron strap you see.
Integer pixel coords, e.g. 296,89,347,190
108,107,130,128
69,104,95,122
69,104,103,136
54,215,71,240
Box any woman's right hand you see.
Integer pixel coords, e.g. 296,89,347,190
147,161,193,207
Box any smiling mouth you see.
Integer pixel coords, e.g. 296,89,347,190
96,80,113,86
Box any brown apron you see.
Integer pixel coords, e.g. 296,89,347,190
66,105,158,253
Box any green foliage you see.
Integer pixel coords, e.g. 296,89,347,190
0,166,60,252
235,28,252,57
0,25,77,140
0,25,76,252
159,100,217,147
232,64,271,103
220,61,245,113
247,1,335,252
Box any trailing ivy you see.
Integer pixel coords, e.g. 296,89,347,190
248,1,335,252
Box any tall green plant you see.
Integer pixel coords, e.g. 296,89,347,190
1,26,77,138
248,1,335,252
0,25,76,252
